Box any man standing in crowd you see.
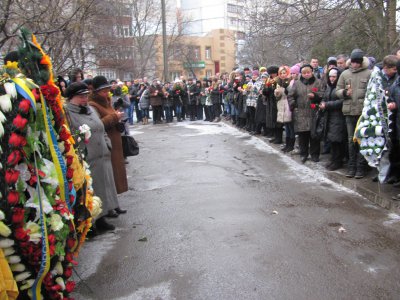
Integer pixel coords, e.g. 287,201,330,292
336,49,372,179
311,58,324,79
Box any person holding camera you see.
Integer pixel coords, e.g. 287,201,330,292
89,75,128,217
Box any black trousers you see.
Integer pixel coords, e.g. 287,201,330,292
298,131,320,158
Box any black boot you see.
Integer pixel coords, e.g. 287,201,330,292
273,127,283,144
285,138,295,152
96,217,115,231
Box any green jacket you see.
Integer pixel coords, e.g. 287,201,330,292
336,57,372,116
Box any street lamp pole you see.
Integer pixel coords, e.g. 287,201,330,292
161,0,168,82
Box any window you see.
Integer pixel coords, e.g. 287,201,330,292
194,47,200,59
205,47,212,60
227,3,239,13
170,71,181,81
206,70,212,78
98,69,116,80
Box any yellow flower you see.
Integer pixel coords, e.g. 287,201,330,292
5,61,18,70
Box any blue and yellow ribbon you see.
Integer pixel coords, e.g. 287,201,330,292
12,78,37,114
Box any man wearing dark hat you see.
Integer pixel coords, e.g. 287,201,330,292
336,49,372,179
65,82,121,233
89,76,128,215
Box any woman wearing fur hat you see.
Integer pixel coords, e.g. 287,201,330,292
288,64,324,163
65,82,121,231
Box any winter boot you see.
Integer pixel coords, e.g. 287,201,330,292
281,137,290,152
273,127,283,144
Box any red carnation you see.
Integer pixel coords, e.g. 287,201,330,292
48,234,56,245
69,195,75,205
65,252,78,265
14,227,29,241
29,174,37,186
49,244,55,256
59,127,71,141
64,141,71,153
64,267,73,278
7,190,19,206
65,281,76,293
31,89,40,100
7,150,22,166
66,168,74,179
66,155,73,166
19,99,31,114
40,85,59,100
12,208,25,224
5,169,20,185
311,87,318,93
310,104,317,109
66,237,76,249
9,133,27,147
12,114,28,130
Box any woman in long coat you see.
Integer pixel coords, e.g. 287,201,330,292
288,64,324,163
320,67,346,170
65,82,118,231
89,76,128,216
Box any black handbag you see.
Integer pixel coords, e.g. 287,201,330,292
121,135,139,157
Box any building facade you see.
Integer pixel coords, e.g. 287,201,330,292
153,29,237,81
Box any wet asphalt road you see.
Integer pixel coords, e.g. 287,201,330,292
73,121,400,300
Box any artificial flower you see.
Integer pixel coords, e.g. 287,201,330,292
52,261,63,276
40,85,59,100
9,132,27,147
6,255,21,264
0,210,5,221
7,150,22,166
65,281,76,293
15,271,32,282
311,87,318,93
0,122,3,138
12,207,25,224
0,221,12,237
55,277,66,290
0,111,5,123
19,99,31,114
25,221,42,243
66,168,74,179
66,237,76,249
12,114,28,130
5,61,18,69
50,213,64,231
4,82,17,99
20,279,35,291
0,239,14,248
59,126,71,141
3,247,15,256
0,94,12,112
63,267,73,278
14,227,29,241
7,190,19,206
10,263,25,272
5,169,20,184
310,104,316,109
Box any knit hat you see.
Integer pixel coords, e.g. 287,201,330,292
350,49,364,64
252,70,259,77
327,56,337,66
267,66,279,75
290,65,300,75
328,69,338,77
92,75,112,91
65,82,89,99
259,67,267,73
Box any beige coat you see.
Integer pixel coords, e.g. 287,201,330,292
89,94,128,194
336,57,372,116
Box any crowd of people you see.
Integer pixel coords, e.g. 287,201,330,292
59,47,400,204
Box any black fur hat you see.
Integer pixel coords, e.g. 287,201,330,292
92,75,112,91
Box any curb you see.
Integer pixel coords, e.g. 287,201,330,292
222,120,400,214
